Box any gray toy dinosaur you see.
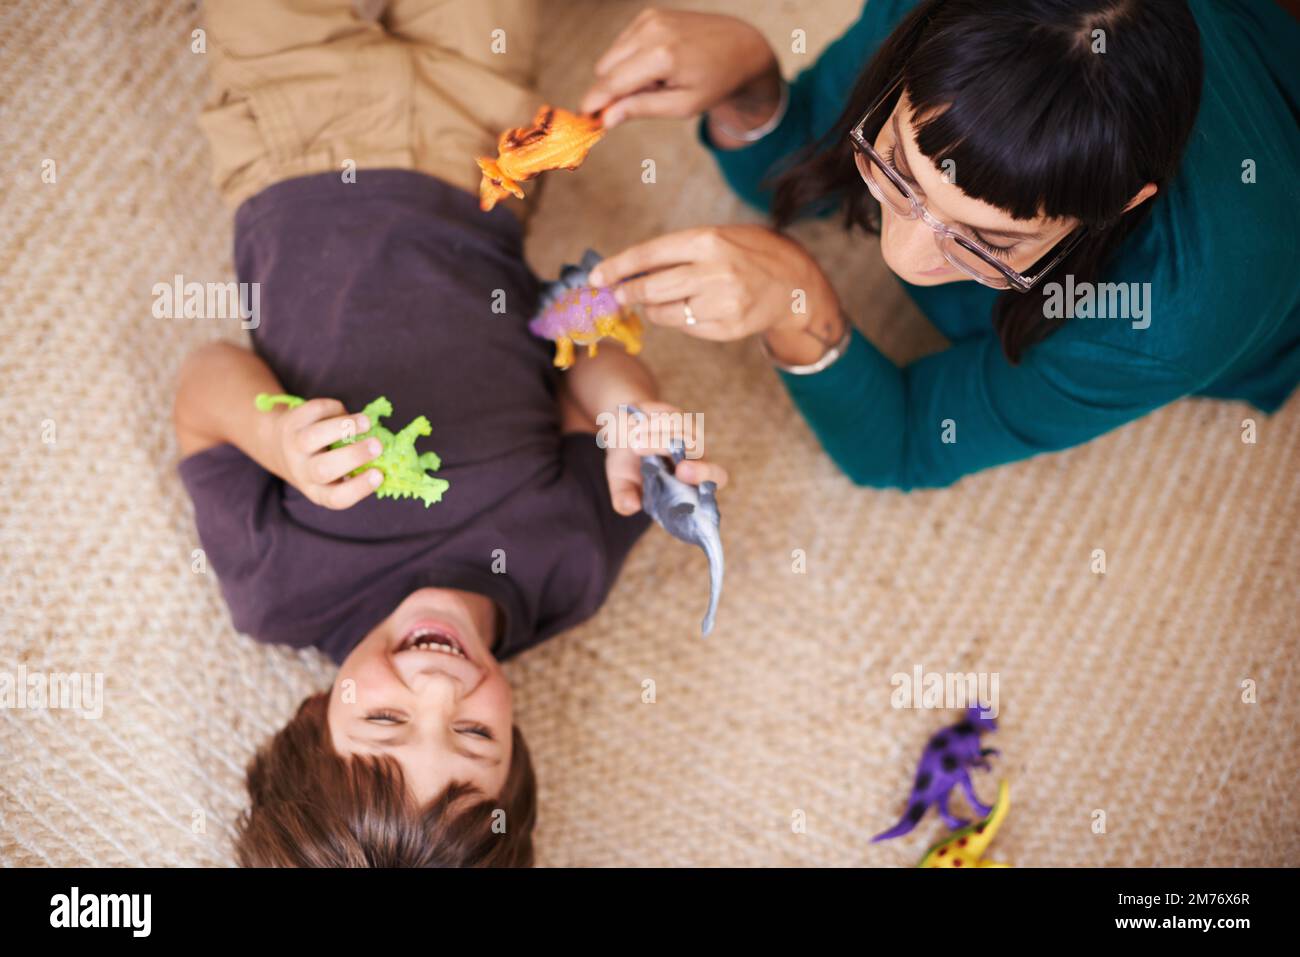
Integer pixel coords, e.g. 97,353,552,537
628,405,724,636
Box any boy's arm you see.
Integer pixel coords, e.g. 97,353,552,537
557,346,658,433
558,348,728,516
173,342,288,472
173,342,382,509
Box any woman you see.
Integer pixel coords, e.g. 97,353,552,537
580,0,1300,489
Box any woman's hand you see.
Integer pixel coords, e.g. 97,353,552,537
579,8,781,131
588,224,842,344
602,399,729,516
266,398,384,510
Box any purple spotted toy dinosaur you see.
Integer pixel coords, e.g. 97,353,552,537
528,249,643,370
872,706,999,841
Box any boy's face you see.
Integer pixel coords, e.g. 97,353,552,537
327,587,513,805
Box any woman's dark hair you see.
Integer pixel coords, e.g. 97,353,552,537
771,0,1203,363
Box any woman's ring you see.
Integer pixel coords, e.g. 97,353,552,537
683,302,698,326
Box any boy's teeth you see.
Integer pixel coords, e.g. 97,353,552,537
405,628,464,656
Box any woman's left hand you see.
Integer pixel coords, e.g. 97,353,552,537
588,224,841,341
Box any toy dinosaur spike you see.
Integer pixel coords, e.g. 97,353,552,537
873,706,999,841
628,404,724,636
917,779,1011,867
529,249,643,370
254,393,449,507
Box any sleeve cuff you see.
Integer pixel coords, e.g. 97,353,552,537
696,103,804,213
774,326,887,397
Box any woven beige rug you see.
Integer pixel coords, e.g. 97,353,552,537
2,0,1297,867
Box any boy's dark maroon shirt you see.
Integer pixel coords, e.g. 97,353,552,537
177,170,650,664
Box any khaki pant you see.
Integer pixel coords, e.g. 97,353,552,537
197,0,542,215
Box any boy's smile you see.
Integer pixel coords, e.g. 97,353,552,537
327,588,514,806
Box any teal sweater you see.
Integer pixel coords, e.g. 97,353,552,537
701,0,1300,489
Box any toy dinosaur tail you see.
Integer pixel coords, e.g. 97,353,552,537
696,481,724,637
698,510,723,637
526,313,553,340
476,157,523,211
872,804,924,842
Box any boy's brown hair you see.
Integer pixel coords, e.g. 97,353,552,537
233,691,537,867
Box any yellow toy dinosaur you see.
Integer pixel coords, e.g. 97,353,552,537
917,779,1012,867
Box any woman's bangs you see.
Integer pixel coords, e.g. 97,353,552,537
902,42,1139,226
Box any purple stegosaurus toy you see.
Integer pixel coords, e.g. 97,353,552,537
528,249,643,369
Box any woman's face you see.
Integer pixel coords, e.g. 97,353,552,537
327,587,514,806
871,91,1079,287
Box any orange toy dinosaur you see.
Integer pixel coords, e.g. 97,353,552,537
476,106,606,211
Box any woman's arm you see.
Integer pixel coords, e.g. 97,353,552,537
576,4,907,212
699,0,911,213
778,326,1196,490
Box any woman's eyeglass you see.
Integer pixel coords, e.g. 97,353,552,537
848,77,1086,292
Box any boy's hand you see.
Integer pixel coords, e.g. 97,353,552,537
602,400,729,516
268,398,384,510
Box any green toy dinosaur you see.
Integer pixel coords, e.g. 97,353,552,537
255,393,450,507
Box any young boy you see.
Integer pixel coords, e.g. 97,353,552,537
173,0,726,866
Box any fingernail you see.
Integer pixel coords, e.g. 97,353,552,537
589,268,605,286
620,495,639,513
357,415,370,431
368,469,383,487
367,439,382,456
612,286,627,305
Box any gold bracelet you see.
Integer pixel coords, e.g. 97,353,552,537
758,313,853,375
